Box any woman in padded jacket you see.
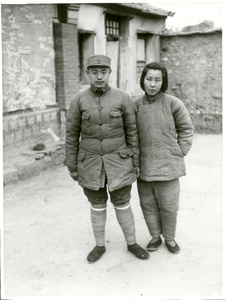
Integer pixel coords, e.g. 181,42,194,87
133,62,194,254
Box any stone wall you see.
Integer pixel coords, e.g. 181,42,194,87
1,4,57,113
160,30,222,133
2,4,65,150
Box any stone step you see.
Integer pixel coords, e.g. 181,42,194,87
3,141,66,186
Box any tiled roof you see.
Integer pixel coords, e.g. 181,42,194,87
117,3,174,17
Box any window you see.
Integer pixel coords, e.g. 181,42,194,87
105,14,120,41
137,37,146,82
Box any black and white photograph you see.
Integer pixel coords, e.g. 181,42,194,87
1,1,224,299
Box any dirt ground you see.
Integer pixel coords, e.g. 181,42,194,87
2,134,224,299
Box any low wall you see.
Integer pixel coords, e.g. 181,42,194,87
3,108,66,149
190,112,222,134
3,104,221,155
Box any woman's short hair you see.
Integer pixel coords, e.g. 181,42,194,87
140,62,168,92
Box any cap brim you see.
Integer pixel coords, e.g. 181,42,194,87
87,64,111,68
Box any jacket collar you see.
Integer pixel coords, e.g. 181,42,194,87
90,85,109,97
144,91,163,104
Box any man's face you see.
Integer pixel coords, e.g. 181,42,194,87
86,67,111,89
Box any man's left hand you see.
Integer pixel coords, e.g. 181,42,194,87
135,167,140,178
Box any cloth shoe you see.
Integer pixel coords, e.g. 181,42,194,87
147,237,162,251
165,240,180,254
87,246,106,263
127,243,150,259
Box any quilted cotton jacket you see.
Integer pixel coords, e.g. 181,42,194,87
133,92,194,181
65,86,139,191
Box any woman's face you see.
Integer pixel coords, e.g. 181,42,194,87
144,69,163,97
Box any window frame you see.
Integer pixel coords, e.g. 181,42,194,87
105,14,121,41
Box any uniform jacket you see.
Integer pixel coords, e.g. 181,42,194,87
66,86,139,191
133,92,194,181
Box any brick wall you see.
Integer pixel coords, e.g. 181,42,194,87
53,22,80,109
160,30,222,133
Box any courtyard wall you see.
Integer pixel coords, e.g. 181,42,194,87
160,29,222,133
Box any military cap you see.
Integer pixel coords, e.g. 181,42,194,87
87,54,111,69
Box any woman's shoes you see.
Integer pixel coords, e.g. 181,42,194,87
146,237,180,254
147,237,162,251
165,240,180,254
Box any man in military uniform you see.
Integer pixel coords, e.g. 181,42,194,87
66,54,149,263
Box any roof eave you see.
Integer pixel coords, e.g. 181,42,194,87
90,3,174,18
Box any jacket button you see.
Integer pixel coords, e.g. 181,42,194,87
99,123,102,126
100,153,103,156
100,138,103,141
98,108,102,111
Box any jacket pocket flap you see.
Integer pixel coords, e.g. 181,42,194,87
110,111,122,117
78,152,86,161
82,111,90,120
119,148,133,158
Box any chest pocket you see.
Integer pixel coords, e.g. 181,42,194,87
110,111,123,127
